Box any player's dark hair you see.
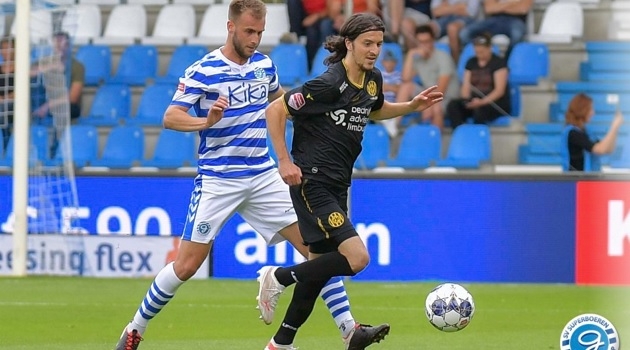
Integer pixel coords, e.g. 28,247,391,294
323,13,385,65
229,0,266,21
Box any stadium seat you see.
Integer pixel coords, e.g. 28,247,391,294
434,41,450,54
386,124,441,169
259,4,290,48
78,0,120,5
109,44,158,86
508,42,549,85
127,0,168,4
355,124,389,170
10,9,52,44
128,83,176,126
141,4,196,46
188,4,229,46
435,124,491,168
92,4,147,45
376,42,404,72
46,125,98,168
78,84,131,126
141,129,196,168
269,43,309,88
528,2,583,43
90,126,144,168
75,45,111,86
62,4,102,45
609,135,630,168
0,126,50,167
457,43,500,81
309,45,329,79
155,45,207,84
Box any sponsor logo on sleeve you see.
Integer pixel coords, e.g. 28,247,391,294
178,83,185,92
288,93,306,110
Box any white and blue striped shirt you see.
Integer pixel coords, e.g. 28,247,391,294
171,47,280,178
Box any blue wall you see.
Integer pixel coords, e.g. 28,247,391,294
0,176,576,282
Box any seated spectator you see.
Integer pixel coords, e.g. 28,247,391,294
32,32,85,122
565,93,623,171
0,36,15,148
286,0,334,70
430,0,481,63
382,0,432,50
394,24,458,131
379,50,402,137
446,33,510,129
459,0,533,59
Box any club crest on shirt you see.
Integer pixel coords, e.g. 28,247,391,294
197,222,211,235
366,81,377,96
288,93,306,110
254,67,265,79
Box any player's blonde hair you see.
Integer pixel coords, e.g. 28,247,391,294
229,0,266,21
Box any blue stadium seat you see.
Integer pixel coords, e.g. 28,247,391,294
434,41,450,55
457,43,500,81
309,45,329,79
387,124,441,169
376,42,403,72
128,83,176,126
508,42,549,85
78,84,131,126
355,124,389,170
435,124,491,168
75,45,111,86
141,129,196,168
518,123,564,165
46,125,98,167
609,135,630,168
269,43,309,88
155,45,207,84
90,125,144,168
0,126,50,167
109,44,158,86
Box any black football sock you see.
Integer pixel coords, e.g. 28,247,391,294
274,251,355,287
273,279,328,345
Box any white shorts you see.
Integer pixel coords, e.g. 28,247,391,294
181,169,297,245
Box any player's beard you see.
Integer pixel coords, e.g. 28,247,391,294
232,35,255,61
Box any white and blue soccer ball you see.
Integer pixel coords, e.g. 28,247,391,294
425,283,475,332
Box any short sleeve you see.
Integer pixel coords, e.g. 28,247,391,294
171,61,208,109
569,129,596,152
283,74,341,116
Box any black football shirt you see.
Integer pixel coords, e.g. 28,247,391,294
282,61,385,187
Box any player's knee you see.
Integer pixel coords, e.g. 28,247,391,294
173,259,202,281
347,249,370,274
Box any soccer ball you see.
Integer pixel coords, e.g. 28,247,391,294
425,283,475,332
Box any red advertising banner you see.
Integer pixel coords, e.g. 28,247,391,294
576,181,630,285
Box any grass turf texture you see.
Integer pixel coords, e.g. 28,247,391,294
0,277,628,349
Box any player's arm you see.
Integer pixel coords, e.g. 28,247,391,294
370,85,444,120
266,96,302,185
164,97,228,132
268,86,285,103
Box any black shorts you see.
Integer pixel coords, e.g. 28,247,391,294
289,178,356,251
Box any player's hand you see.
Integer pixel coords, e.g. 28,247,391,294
465,97,484,109
278,159,302,186
612,109,624,129
409,85,443,111
206,96,228,128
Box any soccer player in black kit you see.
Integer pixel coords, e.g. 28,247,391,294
256,13,443,350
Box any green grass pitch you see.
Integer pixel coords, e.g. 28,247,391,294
0,277,628,349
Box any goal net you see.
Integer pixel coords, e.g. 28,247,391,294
1,0,83,234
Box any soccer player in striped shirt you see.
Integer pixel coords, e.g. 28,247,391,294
114,1,383,349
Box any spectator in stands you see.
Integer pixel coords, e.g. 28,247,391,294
32,32,85,122
430,0,481,64
382,0,432,50
328,0,382,33
379,49,402,137
394,24,458,131
446,33,510,128
459,0,533,59
565,93,623,171
0,36,15,149
285,0,334,70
